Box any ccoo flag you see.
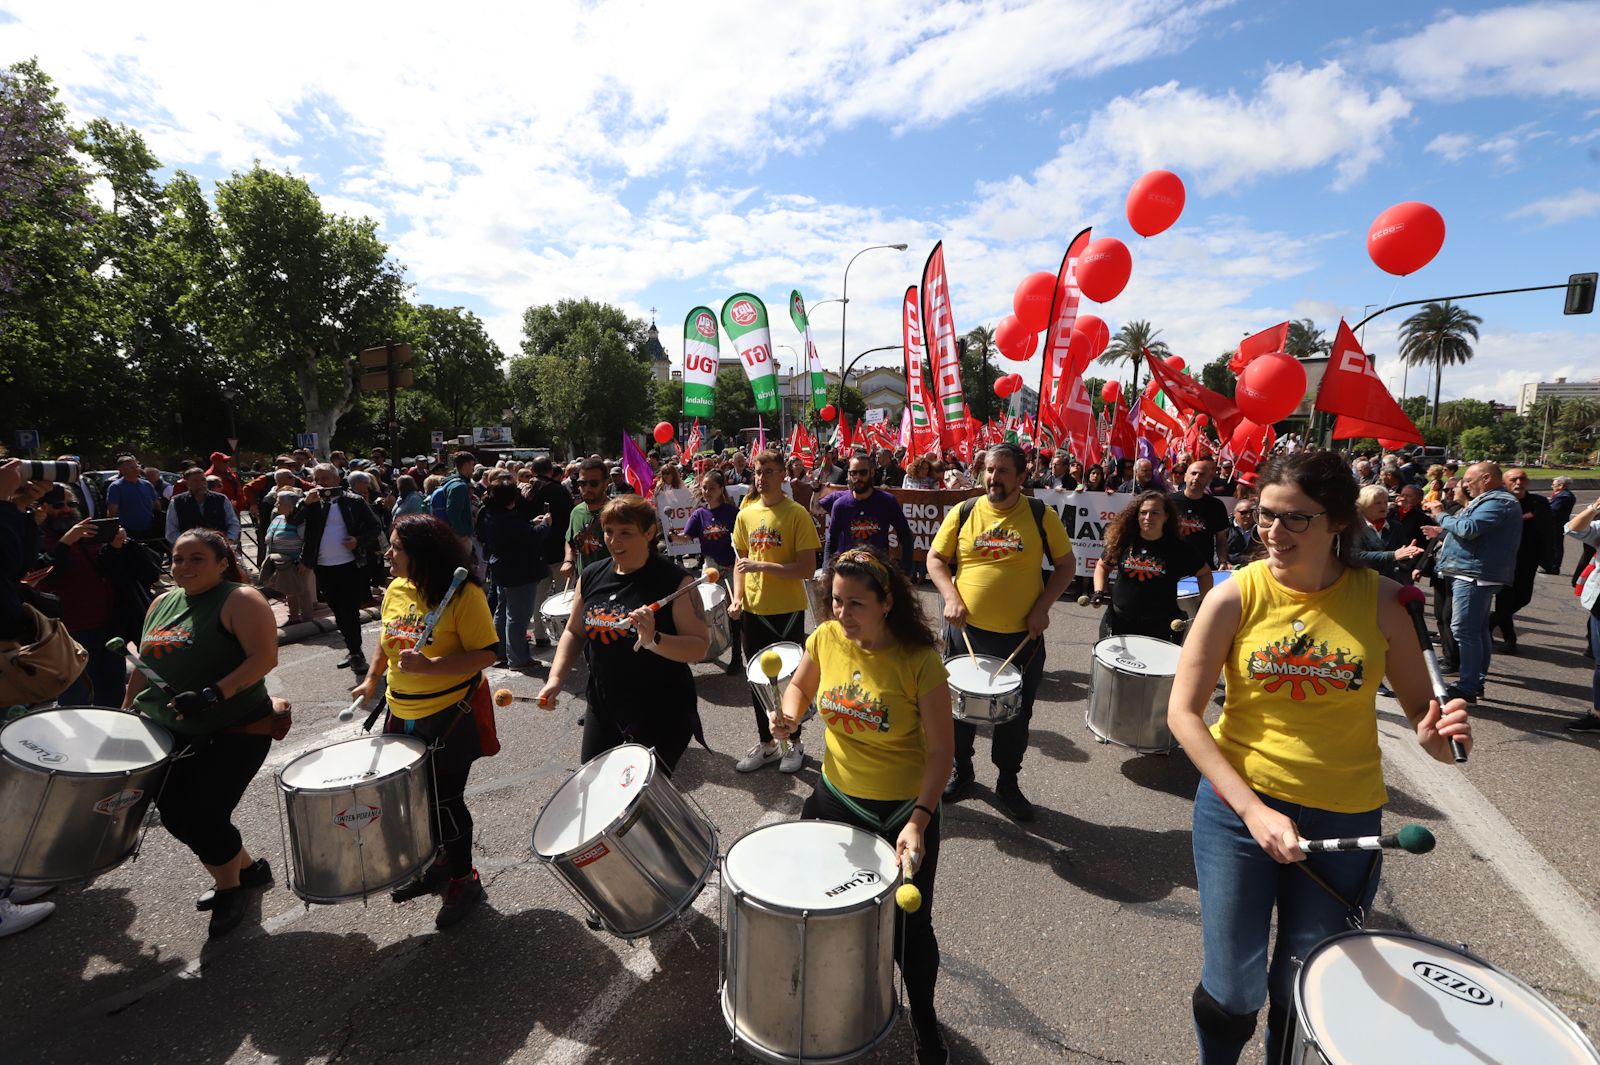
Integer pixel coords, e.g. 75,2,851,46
789,291,830,410
682,307,720,418
721,293,780,413
1316,320,1424,445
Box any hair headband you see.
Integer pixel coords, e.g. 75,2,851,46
835,549,891,589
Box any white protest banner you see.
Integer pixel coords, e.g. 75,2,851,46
1033,489,1132,576
654,486,697,557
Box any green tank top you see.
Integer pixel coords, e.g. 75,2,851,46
135,582,270,735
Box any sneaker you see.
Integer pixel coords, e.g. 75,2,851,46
735,741,780,772
207,886,250,938
1568,713,1600,734
1443,685,1479,706
779,738,806,774
1376,683,1394,697
1438,660,1460,675
435,870,486,930
6,885,54,905
390,862,450,903
943,763,974,802
995,778,1036,822
0,898,54,937
336,653,355,669
197,858,272,911
349,657,369,675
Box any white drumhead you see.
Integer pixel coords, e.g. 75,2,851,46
280,735,428,790
698,583,727,609
745,641,803,685
1093,636,1181,676
725,821,898,912
945,655,1021,695
1,707,172,774
542,589,577,616
533,743,655,858
1299,932,1600,1064
1177,576,1199,598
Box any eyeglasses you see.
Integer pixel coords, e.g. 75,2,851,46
1256,507,1325,532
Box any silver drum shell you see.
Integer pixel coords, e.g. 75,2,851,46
699,584,732,661
1085,638,1179,753
946,656,1023,727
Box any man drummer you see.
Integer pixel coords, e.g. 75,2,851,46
927,442,1074,821
562,458,611,580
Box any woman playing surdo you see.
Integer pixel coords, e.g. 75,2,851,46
1090,492,1211,641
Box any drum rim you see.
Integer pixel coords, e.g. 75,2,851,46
719,979,900,1065
720,819,898,916
1291,927,1600,1059
275,734,430,793
943,654,1023,695
531,742,659,861
0,705,176,776
1092,635,1182,675
743,640,804,683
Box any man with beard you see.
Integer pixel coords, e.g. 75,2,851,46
562,458,611,580
816,453,915,568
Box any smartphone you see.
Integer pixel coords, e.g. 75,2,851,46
88,518,122,538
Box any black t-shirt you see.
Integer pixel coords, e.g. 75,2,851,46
1169,492,1229,566
1111,536,1204,621
579,555,699,738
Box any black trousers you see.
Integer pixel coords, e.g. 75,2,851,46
944,622,1044,779
801,782,942,1031
384,702,481,879
580,707,691,773
315,562,367,657
1575,542,1596,588
743,610,806,744
1432,579,1459,667
1099,605,1183,644
1491,557,1540,636
157,729,272,867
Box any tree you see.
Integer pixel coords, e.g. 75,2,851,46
961,326,1000,421
399,304,506,433
654,379,685,426
1398,301,1482,427
1457,426,1503,462
515,298,655,456
1099,320,1169,397
1199,353,1236,399
1285,319,1331,357
1399,395,1429,425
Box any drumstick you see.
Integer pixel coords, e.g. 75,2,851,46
493,688,540,706
338,676,386,722
989,635,1033,681
1396,584,1468,764
644,567,720,614
1170,617,1187,634
340,568,467,721
105,638,181,709
895,849,923,912
959,627,977,665
760,650,792,757
1290,825,1436,855
1076,591,1106,607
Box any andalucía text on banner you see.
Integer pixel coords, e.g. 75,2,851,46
902,284,940,459
1143,345,1243,438
720,293,779,413
920,242,966,444
683,307,720,418
1315,320,1423,445
789,290,830,411
1038,227,1093,421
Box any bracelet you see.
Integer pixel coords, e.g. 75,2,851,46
912,803,936,821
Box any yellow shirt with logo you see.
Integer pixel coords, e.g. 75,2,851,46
1212,562,1388,813
380,578,499,719
733,495,821,616
932,496,1072,633
806,620,947,801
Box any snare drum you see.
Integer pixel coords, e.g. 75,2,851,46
721,821,901,1065
1291,929,1600,1064
699,582,732,661
541,588,578,632
804,568,831,629
532,743,717,940
945,654,1023,726
746,641,813,723
1086,636,1182,753
277,736,438,904
0,707,174,884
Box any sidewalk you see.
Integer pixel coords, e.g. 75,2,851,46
269,596,379,647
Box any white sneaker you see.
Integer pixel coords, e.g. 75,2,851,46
0,897,55,937
779,738,806,774
6,885,53,904
735,741,780,772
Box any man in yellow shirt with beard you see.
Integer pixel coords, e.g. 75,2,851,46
928,442,1074,820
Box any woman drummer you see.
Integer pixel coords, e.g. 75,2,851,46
1167,451,1472,1064
350,514,499,929
771,545,955,1065
121,529,281,938
1089,491,1211,642
538,495,709,771
676,468,743,675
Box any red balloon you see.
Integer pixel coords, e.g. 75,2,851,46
819,404,837,422
1166,354,1186,371
995,314,1038,362
1066,329,1095,379
1126,169,1186,237
1378,437,1407,451
1195,413,1208,427
1076,313,1111,357
1101,380,1122,406
1013,272,1061,333
653,421,675,444
1229,419,1269,464
1077,237,1132,303
1367,201,1446,276
993,376,1014,398
1235,353,1306,426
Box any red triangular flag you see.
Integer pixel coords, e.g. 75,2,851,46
1144,349,1243,438
1315,321,1423,445
1229,322,1289,375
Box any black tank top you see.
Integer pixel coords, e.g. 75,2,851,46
579,555,699,738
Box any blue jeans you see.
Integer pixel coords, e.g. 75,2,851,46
1449,579,1498,697
1191,779,1381,1065
1589,612,1600,711
493,582,537,666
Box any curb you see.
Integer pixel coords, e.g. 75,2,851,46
275,607,381,647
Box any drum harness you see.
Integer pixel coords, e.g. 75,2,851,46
1294,850,1381,933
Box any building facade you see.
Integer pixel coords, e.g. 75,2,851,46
1517,377,1600,415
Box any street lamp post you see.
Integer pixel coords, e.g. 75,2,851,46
838,244,908,411
836,346,901,447
220,387,238,452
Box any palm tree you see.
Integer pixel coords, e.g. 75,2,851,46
1099,320,1169,397
962,325,999,420
1528,395,1562,458
1561,396,1599,432
1285,318,1331,357
1398,301,1482,427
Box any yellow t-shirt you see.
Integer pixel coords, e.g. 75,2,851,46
1212,562,1389,813
733,495,821,616
931,496,1072,633
379,578,499,719
806,621,947,801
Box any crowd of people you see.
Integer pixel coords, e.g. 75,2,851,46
2,429,1596,1065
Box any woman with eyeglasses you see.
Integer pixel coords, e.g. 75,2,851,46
1089,491,1210,641
1167,450,1472,1065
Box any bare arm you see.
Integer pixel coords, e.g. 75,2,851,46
537,576,590,705
631,575,711,663
1026,550,1076,637
927,549,966,627
217,586,280,696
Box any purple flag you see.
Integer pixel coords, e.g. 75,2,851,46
621,434,655,497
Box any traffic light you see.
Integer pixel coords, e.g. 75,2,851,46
1566,272,1597,315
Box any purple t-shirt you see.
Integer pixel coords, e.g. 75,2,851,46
683,503,738,567
820,489,915,561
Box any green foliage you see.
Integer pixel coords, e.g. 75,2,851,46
1399,395,1429,424
1457,426,1503,461
654,379,685,425
961,326,1000,422
806,385,866,433
513,299,655,457
399,304,506,431
1099,321,1169,396
1285,319,1330,357
1398,301,1482,425
1435,398,1497,433
1199,354,1236,399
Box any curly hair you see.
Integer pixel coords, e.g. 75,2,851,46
822,544,937,648
1101,491,1181,566
391,514,481,607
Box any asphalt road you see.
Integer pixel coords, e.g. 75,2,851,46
2,567,1598,1065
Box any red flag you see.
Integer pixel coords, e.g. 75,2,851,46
839,416,854,452
1229,321,1289,375
1315,320,1423,445
1061,377,1101,467
1143,348,1243,438
1137,394,1180,458
1037,227,1094,419
921,243,965,449
902,285,941,459
795,421,816,468
620,434,655,498
684,419,702,458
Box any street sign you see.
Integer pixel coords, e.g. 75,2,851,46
296,432,319,450
361,368,413,391
430,431,445,448
14,430,40,452
358,343,413,369
226,437,239,451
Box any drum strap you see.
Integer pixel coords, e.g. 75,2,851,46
1293,851,1380,930
821,774,923,834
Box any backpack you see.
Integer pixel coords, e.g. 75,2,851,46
949,495,1054,573
428,484,450,521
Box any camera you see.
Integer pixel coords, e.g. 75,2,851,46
18,460,80,483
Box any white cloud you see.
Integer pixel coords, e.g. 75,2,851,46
1425,132,1476,162
1424,123,1553,167
1508,187,1600,225
1373,2,1600,99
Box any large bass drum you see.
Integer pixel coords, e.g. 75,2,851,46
721,820,901,1065
0,707,174,885
1086,635,1182,753
698,582,732,661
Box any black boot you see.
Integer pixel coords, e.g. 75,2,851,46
390,862,450,903
207,886,250,939
435,870,486,929
197,858,272,911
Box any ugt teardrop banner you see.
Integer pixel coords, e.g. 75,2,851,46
682,307,720,418
789,290,830,410
720,293,779,413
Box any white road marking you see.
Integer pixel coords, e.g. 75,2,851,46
1378,702,1600,986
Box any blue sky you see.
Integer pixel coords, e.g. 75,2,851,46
5,0,1597,404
